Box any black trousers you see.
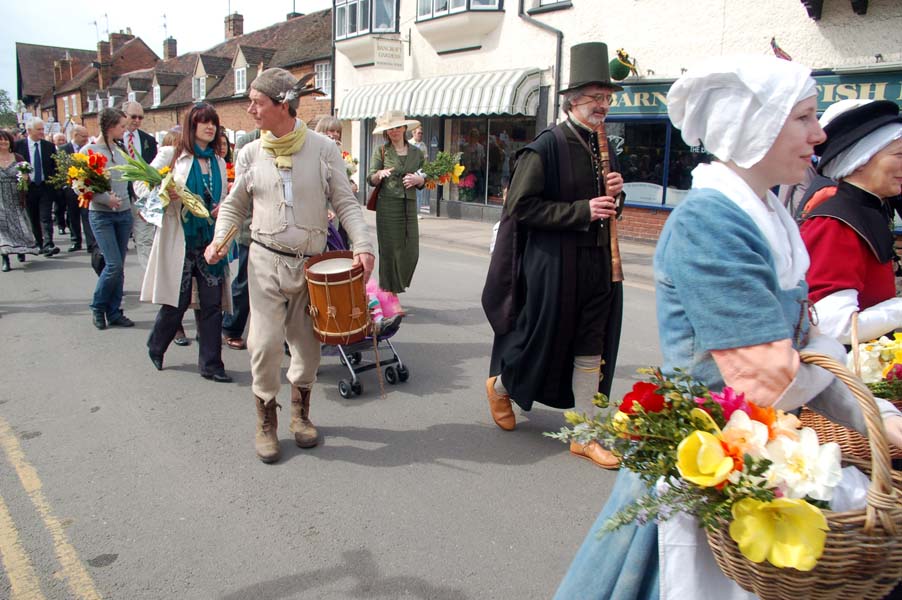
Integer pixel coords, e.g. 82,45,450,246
147,248,225,375
53,190,67,230
64,190,94,247
24,183,53,248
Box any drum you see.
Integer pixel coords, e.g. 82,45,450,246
305,250,370,345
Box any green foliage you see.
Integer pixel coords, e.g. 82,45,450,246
421,151,462,181
46,151,72,190
0,90,16,128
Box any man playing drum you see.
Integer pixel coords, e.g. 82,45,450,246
205,68,375,463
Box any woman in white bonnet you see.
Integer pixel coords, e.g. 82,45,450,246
553,55,902,600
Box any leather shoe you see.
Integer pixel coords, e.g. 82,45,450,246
67,244,82,252
570,441,620,470
173,333,191,346
107,315,135,327
42,245,60,257
223,336,247,350
485,376,515,431
92,311,107,330
201,370,233,383
148,351,163,371
16,254,25,263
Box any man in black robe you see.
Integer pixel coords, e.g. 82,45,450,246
482,43,625,469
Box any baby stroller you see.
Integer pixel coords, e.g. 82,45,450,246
320,221,409,398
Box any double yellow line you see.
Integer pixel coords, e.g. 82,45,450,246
0,416,102,599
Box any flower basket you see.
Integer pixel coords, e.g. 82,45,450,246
800,314,902,460
708,351,902,600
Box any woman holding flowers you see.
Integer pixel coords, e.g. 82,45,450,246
0,129,40,271
85,108,135,329
554,55,902,600
367,110,425,294
138,102,232,383
800,101,902,345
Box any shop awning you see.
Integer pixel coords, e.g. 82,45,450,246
338,68,542,119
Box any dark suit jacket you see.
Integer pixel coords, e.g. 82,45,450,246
14,138,57,183
125,129,158,198
58,142,76,155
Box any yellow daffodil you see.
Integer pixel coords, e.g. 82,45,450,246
689,407,721,434
158,166,171,176
676,430,734,487
729,497,828,571
71,153,88,162
611,410,633,436
451,163,466,184
68,166,80,178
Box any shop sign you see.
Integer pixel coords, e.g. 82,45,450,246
374,38,403,71
608,72,902,117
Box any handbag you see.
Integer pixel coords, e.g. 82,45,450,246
366,145,386,211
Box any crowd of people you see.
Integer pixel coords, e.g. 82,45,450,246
5,43,902,598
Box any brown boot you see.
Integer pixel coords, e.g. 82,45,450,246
485,376,515,430
570,440,620,470
290,387,320,448
255,396,281,463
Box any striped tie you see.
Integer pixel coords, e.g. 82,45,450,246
128,133,136,158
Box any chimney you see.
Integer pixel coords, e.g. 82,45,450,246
163,37,178,60
225,13,244,39
97,41,112,90
109,31,135,54
287,12,304,19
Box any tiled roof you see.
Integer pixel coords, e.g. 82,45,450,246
16,42,96,98
237,46,276,68
199,55,233,77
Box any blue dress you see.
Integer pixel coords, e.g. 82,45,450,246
554,188,811,600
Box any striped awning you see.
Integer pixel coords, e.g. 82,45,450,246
339,68,542,120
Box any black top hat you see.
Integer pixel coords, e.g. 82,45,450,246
559,42,623,94
816,100,902,173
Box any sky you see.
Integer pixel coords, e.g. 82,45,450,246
3,0,333,106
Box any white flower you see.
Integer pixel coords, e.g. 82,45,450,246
721,410,770,459
765,428,842,501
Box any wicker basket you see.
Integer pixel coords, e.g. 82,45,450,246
800,314,902,460
707,352,902,600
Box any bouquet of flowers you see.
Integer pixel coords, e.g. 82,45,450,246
64,151,112,208
548,368,844,572
15,162,32,192
848,333,902,399
342,151,358,179
110,150,210,226
226,162,236,183
421,151,465,190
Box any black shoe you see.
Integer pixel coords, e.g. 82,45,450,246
92,311,107,330
58,227,66,235
148,350,163,371
201,370,233,383
108,315,135,327
173,333,191,346
16,254,25,263
374,314,403,338
67,244,82,252
42,245,60,257
1,256,10,272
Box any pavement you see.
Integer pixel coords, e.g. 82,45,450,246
362,210,658,289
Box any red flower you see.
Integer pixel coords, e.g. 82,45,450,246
619,381,665,414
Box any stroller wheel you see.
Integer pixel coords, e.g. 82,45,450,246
351,381,363,396
384,366,399,385
338,379,353,399
397,365,410,382
351,352,363,365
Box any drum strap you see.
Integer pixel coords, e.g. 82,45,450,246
252,238,311,259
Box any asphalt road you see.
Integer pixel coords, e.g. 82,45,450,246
0,237,661,600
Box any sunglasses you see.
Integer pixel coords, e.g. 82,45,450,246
128,114,144,120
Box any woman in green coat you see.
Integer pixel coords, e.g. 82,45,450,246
368,110,425,293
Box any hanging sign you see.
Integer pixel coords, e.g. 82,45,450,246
374,38,403,71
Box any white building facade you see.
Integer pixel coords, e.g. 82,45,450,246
332,0,902,237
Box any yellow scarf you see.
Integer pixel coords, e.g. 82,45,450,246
260,121,307,170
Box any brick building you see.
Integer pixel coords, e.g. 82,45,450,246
106,9,333,141
15,43,97,128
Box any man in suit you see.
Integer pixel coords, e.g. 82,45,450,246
56,126,94,252
122,101,158,271
52,133,70,236
15,119,60,255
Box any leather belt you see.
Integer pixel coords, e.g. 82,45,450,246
251,238,310,258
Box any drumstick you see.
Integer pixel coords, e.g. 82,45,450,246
216,224,239,254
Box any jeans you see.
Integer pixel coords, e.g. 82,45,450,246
89,210,133,320
221,243,249,338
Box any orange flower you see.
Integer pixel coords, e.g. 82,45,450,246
749,403,775,428
425,180,437,190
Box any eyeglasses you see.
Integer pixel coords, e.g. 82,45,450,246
128,114,144,120
577,93,614,106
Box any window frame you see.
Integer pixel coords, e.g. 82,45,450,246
63,96,70,118
193,76,206,100
335,0,398,39
417,0,501,20
235,67,247,94
314,62,332,98
70,94,78,116
152,85,161,106
127,91,137,102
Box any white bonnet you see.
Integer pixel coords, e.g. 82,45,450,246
667,55,817,168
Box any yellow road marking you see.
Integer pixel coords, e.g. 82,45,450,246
0,491,45,599
0,417,102,600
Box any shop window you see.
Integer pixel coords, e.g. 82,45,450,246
450,116,535,205
607,119,710,207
